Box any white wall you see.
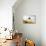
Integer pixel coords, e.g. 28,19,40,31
41,0,46,46
11,0,46,46
0,0,16,30
13,0,41,46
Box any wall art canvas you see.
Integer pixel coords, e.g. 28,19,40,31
23,15,36,24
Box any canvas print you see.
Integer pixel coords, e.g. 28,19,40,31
23,15,36,24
